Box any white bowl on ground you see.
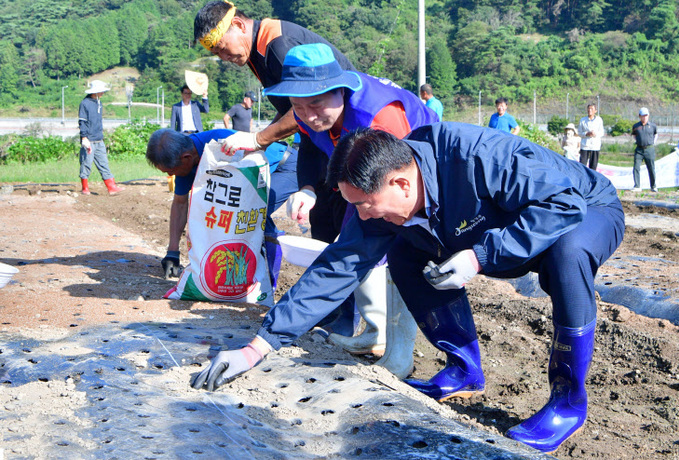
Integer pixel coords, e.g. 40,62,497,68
0,262,19,289
278,235,328,268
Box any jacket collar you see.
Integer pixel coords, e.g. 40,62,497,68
404,138,440,226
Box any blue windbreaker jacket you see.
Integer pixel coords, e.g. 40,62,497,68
257,122,619,349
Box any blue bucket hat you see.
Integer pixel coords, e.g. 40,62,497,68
263,43,362,97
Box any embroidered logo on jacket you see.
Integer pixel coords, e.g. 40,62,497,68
455,215,486,237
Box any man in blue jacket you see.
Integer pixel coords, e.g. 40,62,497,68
190,123,624,454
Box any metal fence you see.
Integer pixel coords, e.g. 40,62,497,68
475,93,679,144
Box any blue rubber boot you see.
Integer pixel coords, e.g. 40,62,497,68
404,294,485,401
264,234,283,290
506,320,596,453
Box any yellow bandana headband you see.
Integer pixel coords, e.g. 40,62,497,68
199,1,236,51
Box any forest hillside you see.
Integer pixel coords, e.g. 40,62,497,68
1,0,678,119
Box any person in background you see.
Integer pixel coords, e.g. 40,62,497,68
488,97,520,135
145,128,297,288
223,91,257,132
170,85,209,134
78,80,124,196
190,123,624,455
419,84,443,121
577,104,604,170
631,107,658,192
561,123,581,162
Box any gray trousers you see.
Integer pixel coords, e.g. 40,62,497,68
79,140,113,180
633,146,656,189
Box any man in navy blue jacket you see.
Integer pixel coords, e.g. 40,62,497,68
190,123,625,454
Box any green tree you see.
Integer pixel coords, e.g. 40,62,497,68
426,38,457,98
646,0,679,49
115,7,149,66
0,42,20,96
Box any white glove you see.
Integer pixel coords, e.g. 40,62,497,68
422,249,481,290
190,338,271,391
221,131,261,156
286,189,317,224
81,138,92,154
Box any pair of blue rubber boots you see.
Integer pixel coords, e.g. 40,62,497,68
405,296,595,454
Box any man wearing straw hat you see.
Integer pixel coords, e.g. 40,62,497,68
78,80,124,196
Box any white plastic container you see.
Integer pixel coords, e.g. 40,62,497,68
0,262,19,289
278,235,328,268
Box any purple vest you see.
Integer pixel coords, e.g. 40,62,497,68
296,73,440,157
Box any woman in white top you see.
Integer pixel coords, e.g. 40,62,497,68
562,123,581,162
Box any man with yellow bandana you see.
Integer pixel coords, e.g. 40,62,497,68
194,1,355,159
195,0,360,340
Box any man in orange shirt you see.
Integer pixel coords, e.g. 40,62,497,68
263,43,439,239
262,43,439,374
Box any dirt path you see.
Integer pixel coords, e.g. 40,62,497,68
2,181,679,459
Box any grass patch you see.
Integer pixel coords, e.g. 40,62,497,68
0,156,164,184
599,142,675,166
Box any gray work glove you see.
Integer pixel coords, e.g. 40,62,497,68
422,249,481,290
191,339,270,391
161,250,181,279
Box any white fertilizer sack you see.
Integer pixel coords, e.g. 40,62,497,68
165,141,273,306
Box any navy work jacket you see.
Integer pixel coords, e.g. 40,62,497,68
257,122,618,349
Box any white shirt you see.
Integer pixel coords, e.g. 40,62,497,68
578,115,604,151
181,102,196,132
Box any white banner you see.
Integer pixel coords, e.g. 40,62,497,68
596,148,679,190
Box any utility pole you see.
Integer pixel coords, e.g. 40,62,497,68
156,86,162,123
61,86,68,125
126,85,134,123
533,91,537,125
417,0,426,92
566,93,569,120
161,89,165,127
478,91,482,126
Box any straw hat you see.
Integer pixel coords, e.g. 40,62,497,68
185,70,209,96
85,80,110,94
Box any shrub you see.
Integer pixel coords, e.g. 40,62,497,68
610,118,634,137
547,115,570,136
107,120,161,159
518,121,561,152
1,135,78,164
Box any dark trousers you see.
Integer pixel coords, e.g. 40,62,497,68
387,200,625,329
579,149,599,170
633,146,656,189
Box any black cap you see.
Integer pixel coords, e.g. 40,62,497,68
244,90,258,102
